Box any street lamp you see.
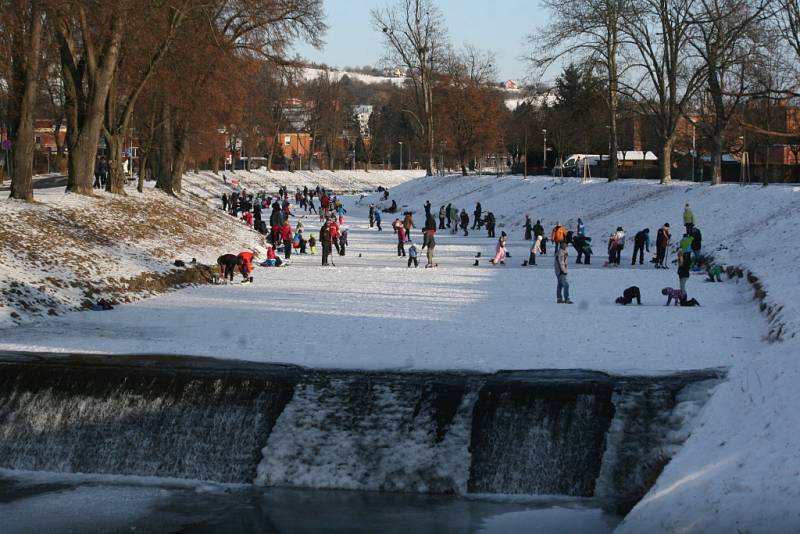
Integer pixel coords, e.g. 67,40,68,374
691,119,697,182
398,141,403,170
542,129,548,172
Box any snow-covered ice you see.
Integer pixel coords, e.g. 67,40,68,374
0,195,763,373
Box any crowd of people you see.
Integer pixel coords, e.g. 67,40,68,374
368,195,721,306
218,180,723,308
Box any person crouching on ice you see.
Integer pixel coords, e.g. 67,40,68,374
615,286,642,305
237,250,256,282
217,254,242,282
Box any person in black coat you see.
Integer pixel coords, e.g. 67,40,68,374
485,212,496,238
690,227,702,265
615,286,642,305
472,202,482,229
632,229,650,265
269,204,283,245
320,222,333,266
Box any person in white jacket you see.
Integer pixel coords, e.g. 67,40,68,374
555,242,572,304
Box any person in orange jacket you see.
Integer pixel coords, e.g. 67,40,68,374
551,222,566,245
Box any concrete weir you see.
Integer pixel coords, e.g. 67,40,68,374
0,352,722,514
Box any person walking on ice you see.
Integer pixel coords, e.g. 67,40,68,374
555,242,572,304
526,235,542,266
491,231,508,265
397,225,407,257
424,232,436,268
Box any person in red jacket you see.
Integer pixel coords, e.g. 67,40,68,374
329,219,341,255
238,250,255,282
397,225,406,256
280,222,294,260
321,194,331,217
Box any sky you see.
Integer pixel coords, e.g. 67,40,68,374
292,0,549,82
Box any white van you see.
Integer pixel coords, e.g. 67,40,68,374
551,151,658,176
551,154,600,176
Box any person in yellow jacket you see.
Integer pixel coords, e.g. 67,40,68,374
683,203,695,234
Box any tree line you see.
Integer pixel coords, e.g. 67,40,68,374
530,0,800,184
0,0,325,201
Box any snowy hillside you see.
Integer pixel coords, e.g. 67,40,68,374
0,185,259,327
301,67,408,87
183,169,424,202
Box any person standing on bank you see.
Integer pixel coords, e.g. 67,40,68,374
677,248,691,293
555,242,572,304
683,203,695,234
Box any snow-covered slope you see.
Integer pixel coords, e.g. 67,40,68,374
301,67,408,87
183,169,425,202
0,185,259,327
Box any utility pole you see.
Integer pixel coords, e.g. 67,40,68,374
523,127,528,178
398,141,403,170
542,129,548,173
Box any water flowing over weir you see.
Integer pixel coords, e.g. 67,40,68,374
0,353,721,513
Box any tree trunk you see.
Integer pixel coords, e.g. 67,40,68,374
710,129,723,185
608,96,619,181
9,1,44,201
171,136,188,194
105,133,126,195
155,101,174,194
659,136,673,184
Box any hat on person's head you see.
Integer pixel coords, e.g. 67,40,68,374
617,227,623,231
665,222,670,227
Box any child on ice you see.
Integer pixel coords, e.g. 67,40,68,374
662,287,700,306
408,242,419,268
615,286,642,305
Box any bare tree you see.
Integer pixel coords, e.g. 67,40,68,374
689,0,773,185
440,46,505,175
103,0,190,195
531,0,628,180
372,0,449,176
53,1,124,195
620,0,707,183
4,0,45,201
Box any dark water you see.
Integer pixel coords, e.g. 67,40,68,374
0,474,620,534
0,352,722,519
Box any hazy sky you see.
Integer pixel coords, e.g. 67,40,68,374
292,0,548,82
